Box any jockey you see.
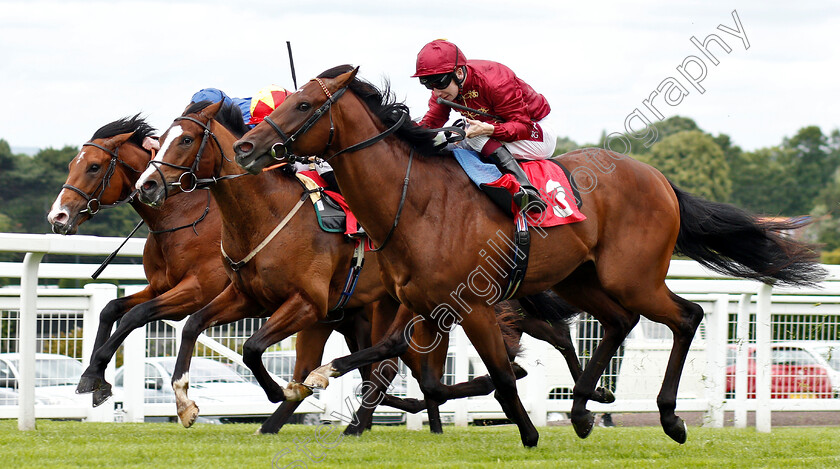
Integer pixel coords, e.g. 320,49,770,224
413,39,555,213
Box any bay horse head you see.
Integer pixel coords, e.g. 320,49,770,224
47,115,154,235
135,99,245,206
233,67,360,174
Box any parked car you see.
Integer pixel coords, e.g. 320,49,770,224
725,344,834,398
0,353,92,407
114,356,275,404
773,341,840,397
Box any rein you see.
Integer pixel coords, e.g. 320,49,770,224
147,188,212,236
62,142,144,216
149,116,248,195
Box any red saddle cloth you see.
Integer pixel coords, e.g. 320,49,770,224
485,160,587,227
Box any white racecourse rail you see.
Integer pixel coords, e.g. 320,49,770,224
1,233,839,433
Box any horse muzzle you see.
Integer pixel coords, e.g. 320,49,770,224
233,139,283,175
136,179,166,207
47,209,78,235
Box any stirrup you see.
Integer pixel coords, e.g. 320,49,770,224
514,187,546,213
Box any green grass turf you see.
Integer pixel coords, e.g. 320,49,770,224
2,420,839,468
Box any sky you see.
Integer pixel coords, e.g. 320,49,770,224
1,0,839,154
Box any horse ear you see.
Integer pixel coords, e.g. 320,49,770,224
199,100,224,121
333,66,360,90
103,132,134,149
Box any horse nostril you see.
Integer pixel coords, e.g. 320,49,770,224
142,180,157,192
53,212,68,224
234,140,253,156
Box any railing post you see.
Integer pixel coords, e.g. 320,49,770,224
83,283,118,422
122,285,147,423
405,370,423,431
733,293,752,428
704,295,729,427
18,251,45,431
755,284,772,432
453,327,469,427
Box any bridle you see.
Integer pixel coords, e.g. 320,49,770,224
61,142,144,216
262,78,407,165
147,116,247,198
260,77,412,252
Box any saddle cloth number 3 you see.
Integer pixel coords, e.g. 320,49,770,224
545,179,573,218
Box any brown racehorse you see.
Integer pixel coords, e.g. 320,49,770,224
134,100,612,433
46,115,389,431
47,116,229,407
233,66,824,446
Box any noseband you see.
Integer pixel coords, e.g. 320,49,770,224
62,142,143,216
147,116,245,197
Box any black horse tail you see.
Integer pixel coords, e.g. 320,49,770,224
670,181,826,286
517,290,581,324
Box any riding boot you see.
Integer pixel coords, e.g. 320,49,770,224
486,146,546,213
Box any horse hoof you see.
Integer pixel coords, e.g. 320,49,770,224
521,431,539,448
178,401,200,428
572,412,595,439
76,376,102,394
91,383,113,407
511,362,528,380
402,398,426,414
283,382,313,402
343,424,366,436
593,387,616,404
663,416,688,444
303,364,336,389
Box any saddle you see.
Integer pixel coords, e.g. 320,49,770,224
452,148,586,226
295,170,364,238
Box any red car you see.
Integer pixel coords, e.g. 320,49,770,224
725,345,833,398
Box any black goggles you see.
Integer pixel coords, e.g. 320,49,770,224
419,73,453,90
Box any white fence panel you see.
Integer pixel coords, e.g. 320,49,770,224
2,233,839,432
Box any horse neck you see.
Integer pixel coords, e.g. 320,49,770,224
326,104,448,247
207,123,304,241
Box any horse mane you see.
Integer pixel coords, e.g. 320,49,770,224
317,65,448,157
90,114,156,149
184,100,249,138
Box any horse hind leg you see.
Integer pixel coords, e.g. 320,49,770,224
552,277,639,440
514,297,615,404
637,290,704,444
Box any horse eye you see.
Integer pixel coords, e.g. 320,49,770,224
87,164,100,173
298,102,312,112
182,136,193,145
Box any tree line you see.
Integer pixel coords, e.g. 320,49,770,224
2,114,840,262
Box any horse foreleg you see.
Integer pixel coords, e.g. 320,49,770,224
172,284,259,428
460,307,539,448
78,283,199,407
258,323,336,434
343,358,401,436
304,302,414,389
243,293,320,403
76,287,153,396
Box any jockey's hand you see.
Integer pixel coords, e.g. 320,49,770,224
465,119,494,139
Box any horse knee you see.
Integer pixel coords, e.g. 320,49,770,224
242,339,264,367
418,377,447,403
99,299,127,324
